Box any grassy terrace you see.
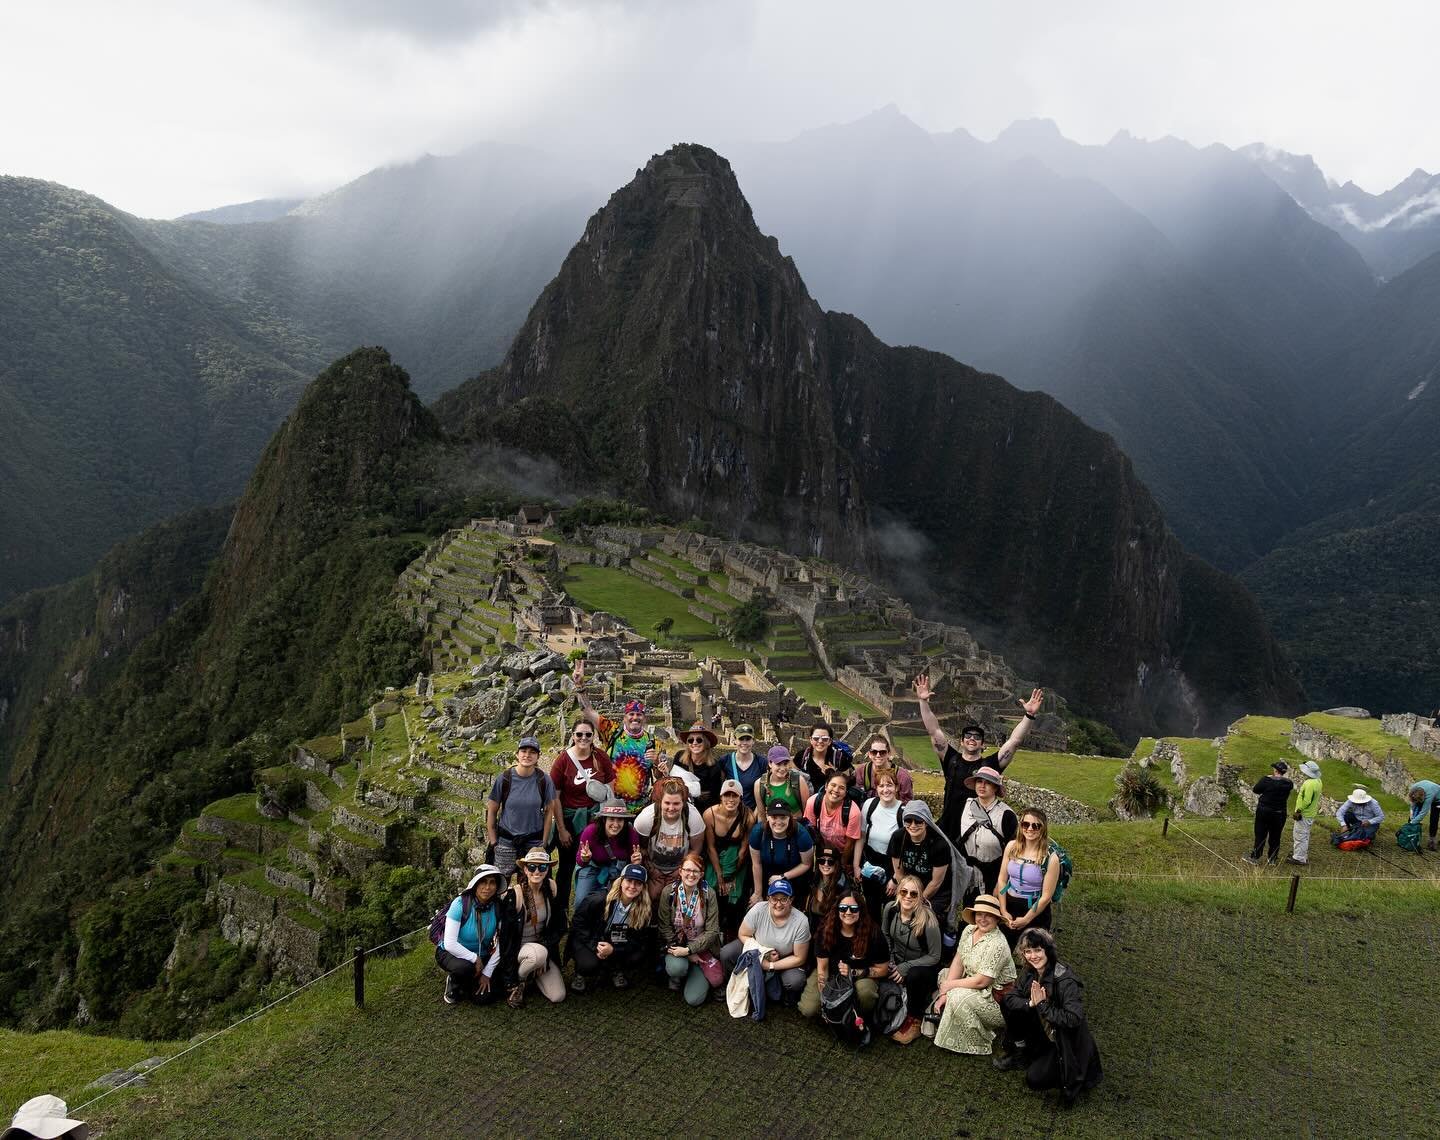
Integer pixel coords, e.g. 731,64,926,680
781,678,879,718
43,856,1436,1139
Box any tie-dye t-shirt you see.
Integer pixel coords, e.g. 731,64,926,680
600,714,654,808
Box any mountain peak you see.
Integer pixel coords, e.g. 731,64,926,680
995,117,1066,145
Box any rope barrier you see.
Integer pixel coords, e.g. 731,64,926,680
1166,820,1245,872
70,923,430,1114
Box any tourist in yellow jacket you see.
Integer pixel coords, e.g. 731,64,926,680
1286,761,1323,866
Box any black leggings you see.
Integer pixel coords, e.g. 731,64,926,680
572,939,650,980
1429,803,1440,840
1000,1002,1065,1090
435,945,501,1004
1251,809,1286,860
899,963,939,1012
1002,894,1051,948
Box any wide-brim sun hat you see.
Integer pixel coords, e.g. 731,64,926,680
3,1095,89,1140
1347,787,1373,804
963,765,1004,793
961,894,1005,926
683,722,718,748
464,865,505,891
597,798,632,819
519,847,554,867
1300,761,1322,780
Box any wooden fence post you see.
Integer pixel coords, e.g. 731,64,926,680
1286,875,1300,914
354,944,366,1008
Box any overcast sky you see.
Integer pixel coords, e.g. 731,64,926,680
2,0,1436,218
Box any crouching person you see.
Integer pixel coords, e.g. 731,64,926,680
569,863,654,992
436,865,515,1005
505,848,568,1007
719,878,811,1007
996,929,1103,1106
1333,787,1384,847
659,852,724,1006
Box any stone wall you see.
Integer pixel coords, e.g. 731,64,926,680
835,667,894,717
1289,721,1417,797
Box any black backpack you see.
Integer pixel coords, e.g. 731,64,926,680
805,791,853,842
820,970,871,1048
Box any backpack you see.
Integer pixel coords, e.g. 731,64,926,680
819,970,870,1048
1396,820,1422,853
759,771,803,811
429,892,475,947
873,978,908,1037
1041,839,1073,905
1335,835,1373,851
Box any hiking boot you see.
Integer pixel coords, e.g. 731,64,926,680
443,976,461,1005
1284,857,1307,866
890,1016,922,1045
507,983,526,1010
1266,856,1279,866
1428,840,1437,852
569,975,588,995
612,972,629,989
993,1049,1028,1072
668,976,683,992
1241,855,1260,866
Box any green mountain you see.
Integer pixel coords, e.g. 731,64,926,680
438,144,1302,735
0,348,441,1030
0,177,310,603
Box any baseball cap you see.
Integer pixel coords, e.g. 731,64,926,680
766,878,794,897
517,736,541,752
720,778,743,797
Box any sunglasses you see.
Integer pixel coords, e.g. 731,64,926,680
962,733,983,741
686,737,708,744
573,731,594,739
523,865,549,872
1020,821,1043,830
817,855,836,865
811,737,831,744
837,903,861,913
898,888,920,898
869,748,889,755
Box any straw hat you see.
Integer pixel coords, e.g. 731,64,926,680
961,893,1006,926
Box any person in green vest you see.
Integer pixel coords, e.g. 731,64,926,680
1286,761,1323,866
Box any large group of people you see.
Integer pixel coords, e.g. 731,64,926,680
435,668,1100,1104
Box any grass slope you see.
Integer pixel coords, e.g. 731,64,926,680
46,868,1437,1139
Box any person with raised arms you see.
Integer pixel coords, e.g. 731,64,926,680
572,659,658,809
549,719,614,914
913,672,1044,844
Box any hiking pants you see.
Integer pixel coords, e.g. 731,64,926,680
899,964,940,1013
1291,816,1313,862
1251,809,1286,861
664,954,715,1006
797,972,878,1018
516,943,566,1003
1429,803,1440,840
572,939,649,981
435,945,501,1004
718,940,806,1002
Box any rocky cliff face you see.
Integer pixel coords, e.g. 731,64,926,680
437,145,1302,734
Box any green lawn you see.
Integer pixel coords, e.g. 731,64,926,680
564,565,718,641
1007,751,1126,813
0,1030,182,1116
781,678,879,718
39,862,1435,1139
1301,713,1440,783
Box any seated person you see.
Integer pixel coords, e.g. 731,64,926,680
880,874,944,1044
931,894,1016,1055
749,800,815,906
435,865,516,1005
1334,787,1384,844
569,864,654,992
997,928,1104,1106
658,852,724,1007
799,887,889,1019
719,879,811,1005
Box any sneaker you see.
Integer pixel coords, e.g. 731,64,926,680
890,1016,922,1046
1284,856,1307,866
993,1049,1028,1071
1266,857,1279,866
612,972,629,989
1241,855,1259,866
443,977,461,1005
569,975,588,995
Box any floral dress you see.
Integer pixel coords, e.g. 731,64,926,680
933,924,1016,1055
